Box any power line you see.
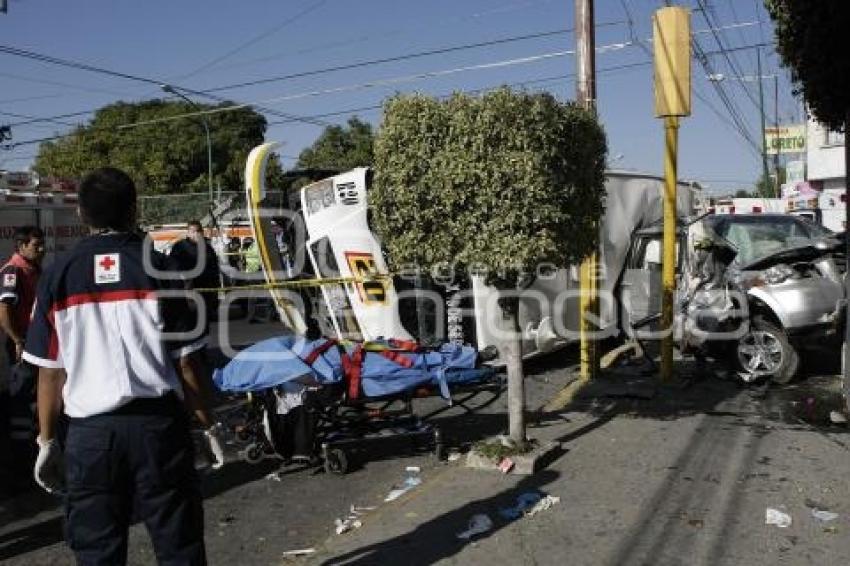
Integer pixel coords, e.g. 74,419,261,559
176,0,331,82
4,19,760,129
693,0,760,111
0,44,327,129
0,109,79,129
202,24,624,94
5,59,652,149
204,0,565,74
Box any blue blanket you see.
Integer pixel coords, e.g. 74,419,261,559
212,336,493,398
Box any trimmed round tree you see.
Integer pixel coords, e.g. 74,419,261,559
372,88,607,444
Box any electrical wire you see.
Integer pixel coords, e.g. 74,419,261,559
202,24,624,94
5,59,652,149
0,45,327,129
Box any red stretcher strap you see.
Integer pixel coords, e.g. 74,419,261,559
388,338,420,352
342,344,364,400
302,339,337,366
379,350,415,368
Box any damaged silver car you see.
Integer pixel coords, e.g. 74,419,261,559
705,214,845,382
621,213,845,383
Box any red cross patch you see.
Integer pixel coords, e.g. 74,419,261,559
94,253,121,284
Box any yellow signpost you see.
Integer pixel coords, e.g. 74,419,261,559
653,6,691,382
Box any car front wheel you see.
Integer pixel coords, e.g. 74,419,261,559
737,315,799,383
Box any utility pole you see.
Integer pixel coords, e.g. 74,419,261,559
757,48,771,197
773,74,781,197
576,0,598,382
653,6,691,383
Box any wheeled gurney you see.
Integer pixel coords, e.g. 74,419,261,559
213,336,501,474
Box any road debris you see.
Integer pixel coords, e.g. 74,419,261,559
334,517,362,535
282,548,316,558
265,472,283,482
499,492,543,520
334,504,376,535
829,410,847,425
766,507,792,528
498,458,515,474
811,508,839,522
525,495,560,518
456,514,493,540
447,452,462,462
385,468,422,502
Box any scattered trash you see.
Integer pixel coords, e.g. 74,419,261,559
688,518,705,528
334,517,362,535
499,492,543,520
447,452,462,462
498,458,515,474
282,548,316,558
265,472,283,482
405,512,419,518
829,410,848,425
456,514,493,540
525,495,560,518
218,514,236,527
811,509,839,522
766,507,792,528
385,468,422,502
333,504,375,535
823,526,838,534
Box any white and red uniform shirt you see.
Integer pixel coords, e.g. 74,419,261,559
1,252,41,338
23,233,205,418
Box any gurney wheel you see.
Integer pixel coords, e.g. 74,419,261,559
324,448,348,475
244,442,265,464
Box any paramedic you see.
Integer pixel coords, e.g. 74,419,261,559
0,226,45,486
169,219,221,326
24,167,219,564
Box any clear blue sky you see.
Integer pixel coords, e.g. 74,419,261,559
0,0,798,194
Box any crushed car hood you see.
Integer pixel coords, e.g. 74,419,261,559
739,242,836,271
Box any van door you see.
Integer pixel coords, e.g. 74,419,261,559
620,235,683,332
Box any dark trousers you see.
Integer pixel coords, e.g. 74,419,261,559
64,395,206,566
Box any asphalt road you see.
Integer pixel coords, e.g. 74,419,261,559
2,324,849,565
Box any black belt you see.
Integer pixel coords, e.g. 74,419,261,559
70,392,183,421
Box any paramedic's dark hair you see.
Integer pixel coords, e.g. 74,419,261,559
78,167,137,230
13,226,44,251
187,220,202,230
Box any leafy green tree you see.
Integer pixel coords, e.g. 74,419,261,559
34,100,282,194
753,166,785,198
372,88,607,444
734,189,752,198
296,117,374,171
765,1,849,131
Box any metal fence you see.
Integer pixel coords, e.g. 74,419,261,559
138,190,291,226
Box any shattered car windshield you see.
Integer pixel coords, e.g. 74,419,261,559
709,216,823,265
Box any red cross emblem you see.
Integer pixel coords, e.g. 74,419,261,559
99,256,116,270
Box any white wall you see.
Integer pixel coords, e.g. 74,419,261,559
807,117,846,183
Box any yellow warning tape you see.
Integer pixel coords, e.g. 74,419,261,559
191,274,392,294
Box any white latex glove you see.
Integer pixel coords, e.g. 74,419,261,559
34,436,65,495
204,423,226,469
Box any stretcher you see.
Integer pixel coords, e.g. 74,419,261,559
213,336,502,474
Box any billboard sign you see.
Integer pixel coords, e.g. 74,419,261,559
765,126,805,154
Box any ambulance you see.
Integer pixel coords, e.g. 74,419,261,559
0,171,87,264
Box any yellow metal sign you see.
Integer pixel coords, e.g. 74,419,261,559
653,6,692,118
765,126,805,154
